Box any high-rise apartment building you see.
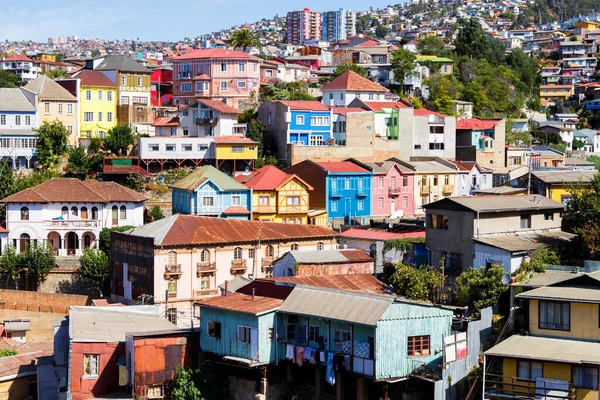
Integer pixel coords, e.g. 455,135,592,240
286,9,322,45
322,9,356,42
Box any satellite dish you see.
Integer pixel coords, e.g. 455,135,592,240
501,273,512,285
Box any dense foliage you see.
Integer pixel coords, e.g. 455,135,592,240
21,242,56,290
563,173,600,259
390,49,416,93
79,248,110,297
454,265,508,318
35,121,70,170
103,125,134,156
148,205,165,222
166,362,230,400
388,264,444,303
99,226,135,255
229,29,261,51
66,146,103,180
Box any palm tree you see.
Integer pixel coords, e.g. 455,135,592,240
229,28,261,52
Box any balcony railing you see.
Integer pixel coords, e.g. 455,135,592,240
167,292,178,298
420,185,430,195
194,288,219,298
330,187,342,197
484,374,576,400
356,187,369,197
442,185,454,195
231,259,247,273
195,116,218,126
388,187,402,196
197,262,216,277
43,220,100,229
164,264,182,277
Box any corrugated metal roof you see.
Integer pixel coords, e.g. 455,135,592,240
278,286,394,327
0,88,36,112
95,55,151,73
473,186,528,195
512,269,585,287
424,195,564,213
23,75,76,101
341,228,425,241
69,306,176,342
533,170,596,184
474,231,578,252
286,249,371,264
516,286,600,303
170,165,249,191
198,293,283,315
264,274,387,295
485,335,600,365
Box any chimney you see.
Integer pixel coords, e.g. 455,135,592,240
224,280,228,296
252,288,256,301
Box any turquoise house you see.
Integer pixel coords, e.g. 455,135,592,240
170,165,252,219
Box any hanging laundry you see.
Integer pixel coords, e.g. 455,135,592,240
286,344,295,360
296,346,305,366
326,352,335,386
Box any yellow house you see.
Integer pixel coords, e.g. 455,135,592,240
540,84,574,102
484,273,600,400
71,70,118,140
577,20,600,30
408,158,458,215
235,165,313,224
532,170,596,204
214,136,258,172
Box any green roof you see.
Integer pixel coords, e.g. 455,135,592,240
170,166,249,191
416,56,455,63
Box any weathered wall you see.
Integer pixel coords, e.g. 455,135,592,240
0,309,66,340
0,289,90,314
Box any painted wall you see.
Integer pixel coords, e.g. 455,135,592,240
371,169,415,218
172,180,251,217
529,299,600,340
250,177,311,223
414,171,458,214
79,85,117,139
70,341,124,400
326,173,373,219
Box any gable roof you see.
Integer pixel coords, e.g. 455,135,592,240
360,101,411,112
70,70,117,87
170,48,261,61
456,118,500,130
2,55,33,62
260,274,387,295
321,71,388,92
126,214,337,246
0,88,36,112
198,99,241,115
95,55,150,73
170,165,248,191
363,160,415,174
235,166,313,191
277,100,330,112
1,178,148,204
424,195,564,213
314,161,370,173
198,293,283,315
23,75,76,101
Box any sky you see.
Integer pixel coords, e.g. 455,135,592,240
2,0,398,43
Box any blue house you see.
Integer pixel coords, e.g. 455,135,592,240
258,100,333,164
285,159,373,224
170,165,252,219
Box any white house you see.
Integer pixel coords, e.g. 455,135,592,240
453,161,493,196
0,55,40,82
0,88,39,170
321,71,390,107
1,178,147,256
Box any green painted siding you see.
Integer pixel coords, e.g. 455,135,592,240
375,302,453,380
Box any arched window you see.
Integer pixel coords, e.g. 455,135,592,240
167,251,177,265
83,234,91,248
200,249,210,262
316,242,324,251
291,243,299,251
62,206,68,218
265,245,274,258
19,233,30,254
120,205,127,220
233,247,243,260
81,207,88,220
91,207,98,220
20,207,29,221
71,206,78,217
111,206,118,226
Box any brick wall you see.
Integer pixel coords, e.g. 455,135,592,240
0,289,91,314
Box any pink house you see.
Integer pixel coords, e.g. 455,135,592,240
364,160,416,218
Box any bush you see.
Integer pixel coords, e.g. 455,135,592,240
454,265,508,317
0,349,18,357
148,206,165,222
99,226,135,254
388,264,444,303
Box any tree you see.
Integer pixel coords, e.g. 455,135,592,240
103,125,134,156
356,16,370,32
332,63,368,79
572,138,585,150
0,245,22,289
35,121,70,170
87,137,103,154
0,160,14,219
148,205,165,222
169,366,203,400
79,248,110,296
454,265,507,317
45,69,67,79
99,226,135,255
388,264,444,303
22,241,55,291
229,28,261,52
390,49,416,91
417,36,445,56
455,18,506,65
90,50,100,58
375,25,391,39
166,362,230,400
563,173,600,258
0,70,21,88
66,146,102,180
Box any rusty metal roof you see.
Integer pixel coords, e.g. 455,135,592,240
128,214,337,246
264,274,387,295
198,293,283,315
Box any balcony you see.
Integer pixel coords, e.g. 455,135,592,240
442,185,454,195
420,185,430,195
43,220,100,229
356,187,369,197
195,116,218,126
388,187,402,196
330,187,342,197
261,258,273,272
167,292,178,298
194,288,219,298
484,374,576,400
197,262,217,277
231,259,247,274
164,264,182,278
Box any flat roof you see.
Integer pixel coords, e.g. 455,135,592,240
425,195,564,213
474,231,577,252
516,285,600,304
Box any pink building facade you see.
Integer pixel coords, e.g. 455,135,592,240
365,161,416,218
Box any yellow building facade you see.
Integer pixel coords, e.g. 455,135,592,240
71,70,118,139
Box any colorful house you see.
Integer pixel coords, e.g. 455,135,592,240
452,160,493,196
234,165,313,224
170,165,252,219
531,170,596,204
400,158,458,215
455,118,506,169
285,160,373,226
0,88,39,170
539,84,574,103
320,70,389,107
363,160,416,218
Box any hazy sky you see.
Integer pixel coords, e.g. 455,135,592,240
2,0,397,42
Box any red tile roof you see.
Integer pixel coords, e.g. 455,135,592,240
152,117,180,127
262,274,386,295
331,107,369,116
213,136,257,144
198,293,283,315
321,71,388,92
235,166,313,191
340,228,425,241
171,48,261,61
198,99,241,114
315,161,369,173
222,205,251,215
456,118,499,130
278,101,330,111
2,55,33,62
71,70,116,87
414,109,446,118
452,160,478,172
354,39,381,47
1,178,147,204
540,85,573,89
361,101,410,112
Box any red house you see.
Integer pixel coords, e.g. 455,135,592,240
151,67,173,106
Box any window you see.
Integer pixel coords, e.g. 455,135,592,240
430,126,444,134
149,144,159,151
181,82,192,92
334,329,351,343
238,62,245,72
58,103,64,114
237,81,246,89
220,62,227,72
430,214,448,230
200,275,211,289
220,82,227,91
62,206,69,218
517,361,543,380
107,91,112,102
121,96,129,105
71,206,78,217
15,115,20,125
98,112,102,122
204,81,209,91
121,76,127,85
98,90,102,101
20,207,29,220
286,196,300,206
287,315,297,340
165,144,176,151
195,81,203,92
357,199,364,210
147,385,163,399
232,195,241,206
378,177,384,188
331,200,338,212
433,176,438,186
329,93,333,100
402,196,408,208
0,115,5,125
429,143,445,150
234,247,243,260
83,354,99,377
378,197,384,209
198,144,208,151
182,144,192,151
573,367,599,390
85,90,92,101
390,176,396,188
120,205,126,220
84,112,94,122
166,308,177,325
202,197,214,207
67,125,73,134
344,178,350,189
266,245,274,257
309,135,323,146
208,321,221,338
291,243,299,251
316,242,325,251
444,175,449,185
19,233,30,254
238,325,251,343
539,301,570,331
407,335,430,357
296,115,305,125
309,325,320,342
137,77,143,86
520,214,531,229
248,248,255,259
112,206,118,226
402,176,408,187
259,196,269,206
544,213,554,221
231,146,243,153
414,144,422,150
107,112,113,122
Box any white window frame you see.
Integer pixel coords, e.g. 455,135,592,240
202,196,215,207
220,81,228,91
83,354,99,377
232,195,241,206
121,76,127,85
137,76,143,86
180,82,192,92
107,91,113,102
85,90,92,101
237,81,246,88
296,115,305,125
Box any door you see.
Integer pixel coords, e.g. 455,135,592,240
250,328,258,361
391,199,395,215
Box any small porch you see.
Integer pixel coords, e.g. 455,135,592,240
46,231,98,257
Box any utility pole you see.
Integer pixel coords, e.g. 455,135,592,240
527,152,532,196
164,282,170,320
